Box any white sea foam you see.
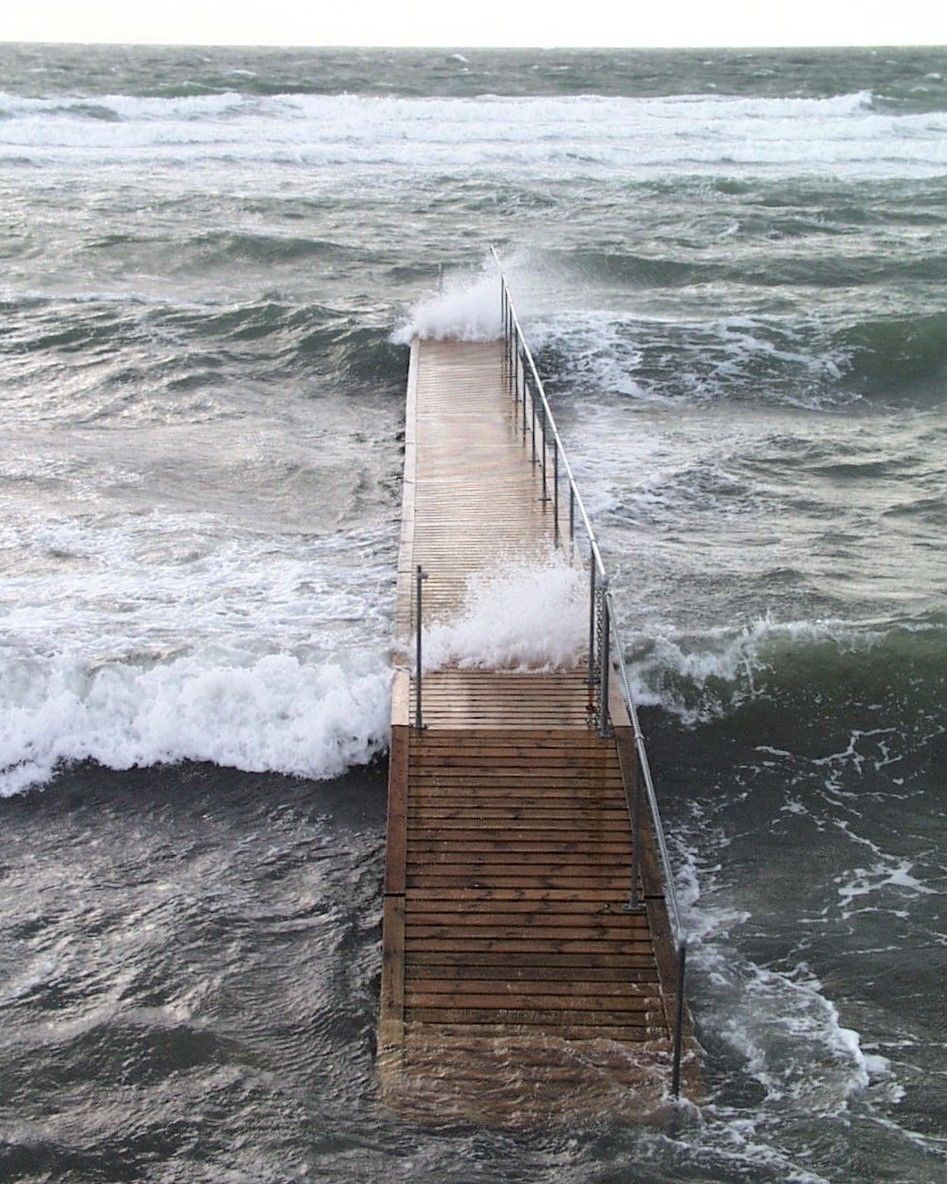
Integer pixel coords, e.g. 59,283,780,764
678,844,897,1122
0,652,391,797
835,858,936,917
533,310,854,409
418,557,588,671
0,509,395,795
1,90,944,177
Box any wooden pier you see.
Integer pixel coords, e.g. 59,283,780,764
379,292,695,1124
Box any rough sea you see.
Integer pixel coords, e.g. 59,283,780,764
0,43,944,1184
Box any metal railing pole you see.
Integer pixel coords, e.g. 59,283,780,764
520,347,527,437
540,404,549,500
509,308,516,403
530,381,537,464
598,581,610,737
414,564,426,730
671,943,687,1099
507,302,515,400
553,442,560,546
502,288,508,389
587,561,597,689
630,748,641,909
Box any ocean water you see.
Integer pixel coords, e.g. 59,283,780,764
0,43,945,1183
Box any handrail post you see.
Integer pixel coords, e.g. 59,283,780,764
540,404,549,500
671,942,687,1099
598,583,610,737
509,308,516,404
553,443,560,546
629,746,641,910
501,286,508,390
530,381,537,464
587,561,597,691
414,564,427,730
507,302,515,402
520,347,527,437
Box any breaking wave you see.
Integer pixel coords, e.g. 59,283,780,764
0,652,391,797
534,307,947,409
621,614,947,725
2,89,944,177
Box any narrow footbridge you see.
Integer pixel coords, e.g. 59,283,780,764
379,256,696,1124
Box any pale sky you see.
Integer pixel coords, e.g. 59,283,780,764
1,0,945,48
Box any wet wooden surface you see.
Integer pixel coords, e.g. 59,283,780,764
380,338,690,1123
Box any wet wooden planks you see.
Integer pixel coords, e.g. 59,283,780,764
401,728,665,1037
395,337,557,637
380,337,684,1123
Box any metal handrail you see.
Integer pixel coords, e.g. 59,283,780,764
606,592,684,945
489,248,690,1096
490,246,606,580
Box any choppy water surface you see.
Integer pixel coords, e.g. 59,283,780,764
0,44,944,1183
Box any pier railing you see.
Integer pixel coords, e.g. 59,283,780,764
490,247,690,1096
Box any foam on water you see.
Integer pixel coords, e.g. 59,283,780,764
0,510,395,795
534,310,858,410
1,90,944,177
0,652,391,797
664,839,914,1177
834,857,937,919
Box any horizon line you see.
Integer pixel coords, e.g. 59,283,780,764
1,39,945,51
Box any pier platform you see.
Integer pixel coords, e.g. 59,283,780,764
379,287,695,1124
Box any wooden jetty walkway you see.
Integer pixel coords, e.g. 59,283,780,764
379,261,695,1124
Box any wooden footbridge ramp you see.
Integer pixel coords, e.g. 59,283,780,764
379,259,696,1125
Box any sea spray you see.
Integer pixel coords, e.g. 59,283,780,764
391,262,503,344
415,557,588,671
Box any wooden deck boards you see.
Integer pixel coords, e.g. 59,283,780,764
380,337,689,1124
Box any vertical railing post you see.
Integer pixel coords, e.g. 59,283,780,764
530,381,537,465
598,583,610,737
587,561,597,690
553,442,560,546
540,403,549,500
569,485,575,548
520,348,527,438
671,942,687,1099
509,308,516,405
414,564,426,730
501,285,508,391
629,745,641,910
507,300,515,402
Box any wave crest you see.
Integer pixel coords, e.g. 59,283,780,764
0,652,391,797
